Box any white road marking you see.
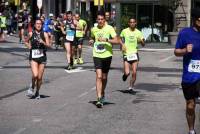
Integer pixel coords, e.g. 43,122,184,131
0,66,3,71
65,67,87,73
159,55,175,63
13,128,26,134
32,118,42,123
78,92,89,98
78,86,96,98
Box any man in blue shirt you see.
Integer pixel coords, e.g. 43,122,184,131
174,8,200,134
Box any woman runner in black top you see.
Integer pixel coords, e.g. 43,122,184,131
25,19,50,99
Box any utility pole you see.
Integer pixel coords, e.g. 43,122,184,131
98,0,100,11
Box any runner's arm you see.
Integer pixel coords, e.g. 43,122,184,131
174,44,192,57
61,25,66,35
24,32,32,49
118,37,126,52
42,32,51,47
138,38,145,47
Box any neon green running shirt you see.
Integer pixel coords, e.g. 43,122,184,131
120,28,144,55
76,19,87,38
91,25,117,58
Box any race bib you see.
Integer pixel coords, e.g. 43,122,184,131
188,60,200,73
18,23,23,27
66,30,75,41
94,42,106,53
32,49,44,58
127,53,138,61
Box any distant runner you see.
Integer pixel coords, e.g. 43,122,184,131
89,11,118,108
25,19,50,99
119,18,145,92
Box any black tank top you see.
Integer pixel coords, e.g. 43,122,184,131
30,30,46,50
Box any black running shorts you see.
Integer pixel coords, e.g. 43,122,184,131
181,81,200,100
123,53,139,64
93,57,112,73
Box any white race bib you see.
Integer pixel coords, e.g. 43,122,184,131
18,23,23,27
94,42,106,53
66,30,75,41
127,53,138,61
188,60,200,73
32,49,44,58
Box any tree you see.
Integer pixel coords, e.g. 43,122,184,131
161,0,182,32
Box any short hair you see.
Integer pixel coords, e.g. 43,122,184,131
34,18,42,24
129,17,136,22
66,11,72,15
97,10,105,18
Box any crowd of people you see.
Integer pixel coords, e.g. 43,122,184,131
1,4,200,133
24,10,145,109
25,8,200,134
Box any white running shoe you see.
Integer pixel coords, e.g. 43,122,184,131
35,95,40,99
27,83,34,97
27,87,34,97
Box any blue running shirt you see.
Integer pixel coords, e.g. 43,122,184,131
176,27,200,83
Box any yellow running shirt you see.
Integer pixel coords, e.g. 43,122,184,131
120,28,144,55
76,19,87,38
91,25,116,58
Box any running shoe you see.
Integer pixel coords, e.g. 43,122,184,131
34,91,40,99
27,84,34,97
78,58,84,64
122,74,128,81
96,98,103,108
188,131,196,134
65,65,73,70
74,59,78,65
101,96,105,104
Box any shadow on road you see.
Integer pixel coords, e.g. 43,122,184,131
138,66,182,73
29,94,50,99
135,83,179,92
116,89,138,95
89,101,115,106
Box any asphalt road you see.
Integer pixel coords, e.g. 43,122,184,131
0,36,199,134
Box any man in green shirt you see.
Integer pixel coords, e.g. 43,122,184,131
119,18,145,92
89,11,118,108
74,13,87,64
0,13,6,41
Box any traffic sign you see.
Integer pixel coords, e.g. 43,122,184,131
37,0,43,9
94,0,104,6
15,0,20,6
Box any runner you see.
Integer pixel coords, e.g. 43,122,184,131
25,19,50,99
105,11,116,30
119,18,145,92
43,13,54,45
74,13,87,64
61,11,77,70
89,11,118,108
174,8,200,134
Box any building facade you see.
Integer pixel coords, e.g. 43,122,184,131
35,0,199,42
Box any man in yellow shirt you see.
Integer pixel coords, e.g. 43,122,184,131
119,18,145,92
74,13,87,64
89,11,118,108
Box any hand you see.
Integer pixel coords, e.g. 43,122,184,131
39,39,45,44
98,37,107,42
89,39,94,46
122,45,126,52
186,44,193,53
